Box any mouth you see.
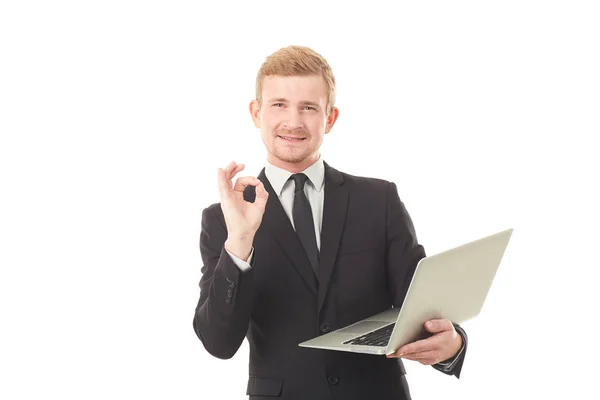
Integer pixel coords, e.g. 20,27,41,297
277,135,307,142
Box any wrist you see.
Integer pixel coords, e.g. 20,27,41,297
224,236,254,261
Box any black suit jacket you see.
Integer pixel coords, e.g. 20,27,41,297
193,162,467,400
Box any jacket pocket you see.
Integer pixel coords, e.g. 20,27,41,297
246,376,284,397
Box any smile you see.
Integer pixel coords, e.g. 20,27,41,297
278,135,306,141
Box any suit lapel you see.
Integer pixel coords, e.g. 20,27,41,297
245,169,318,295
317,163,348,314
244,163,348,304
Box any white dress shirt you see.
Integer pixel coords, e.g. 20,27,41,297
226,155,325,271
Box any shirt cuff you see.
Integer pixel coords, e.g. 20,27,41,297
226,247,254,271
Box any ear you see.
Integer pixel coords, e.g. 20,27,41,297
249,100,261,128
324,107,339,134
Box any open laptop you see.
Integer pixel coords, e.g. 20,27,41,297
298,228,513,355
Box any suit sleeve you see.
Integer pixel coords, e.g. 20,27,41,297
227,247,254,271
192,205,255,359
385,182,468,378
432,323,468,378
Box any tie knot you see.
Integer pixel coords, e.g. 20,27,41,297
290,173,309,192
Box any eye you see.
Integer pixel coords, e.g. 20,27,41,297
273,103,285,107
303,106,317,111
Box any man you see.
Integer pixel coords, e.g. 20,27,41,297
193,45,467,400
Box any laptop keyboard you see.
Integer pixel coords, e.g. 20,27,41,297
342,323,395,347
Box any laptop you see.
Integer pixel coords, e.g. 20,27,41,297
298,228,513,355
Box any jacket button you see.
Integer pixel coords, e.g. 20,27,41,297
328,376,339,385
320,323,331,333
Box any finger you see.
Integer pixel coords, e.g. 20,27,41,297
229,163,245,179
217,168,233,201
219,161,244,189
396,335,441,356
385,349,403,358
402,350,439,360
401,350,441,365
233,176,261,192
222,161,236,174
217,168,231,192
424,319,454,334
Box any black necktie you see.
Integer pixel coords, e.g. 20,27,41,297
291,173,319,275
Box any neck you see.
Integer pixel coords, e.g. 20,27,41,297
268,153,320,174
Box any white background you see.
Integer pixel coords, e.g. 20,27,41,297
1,1,599,399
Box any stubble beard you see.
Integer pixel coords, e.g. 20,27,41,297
271,129,315,164
271,142,313,164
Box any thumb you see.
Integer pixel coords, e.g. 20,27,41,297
424,319,453,334
254,181,269,208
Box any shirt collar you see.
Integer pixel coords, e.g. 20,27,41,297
265,154,325,196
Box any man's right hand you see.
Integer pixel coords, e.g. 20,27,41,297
218,161,269,261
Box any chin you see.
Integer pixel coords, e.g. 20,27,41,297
273,150,312,164
278,155,308,164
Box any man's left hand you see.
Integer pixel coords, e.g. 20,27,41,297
385,319,462,365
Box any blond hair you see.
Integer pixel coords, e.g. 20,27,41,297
255,45,336,114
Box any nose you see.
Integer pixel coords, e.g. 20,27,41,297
282,108,303,131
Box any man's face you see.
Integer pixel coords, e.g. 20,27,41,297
250,75,338,171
